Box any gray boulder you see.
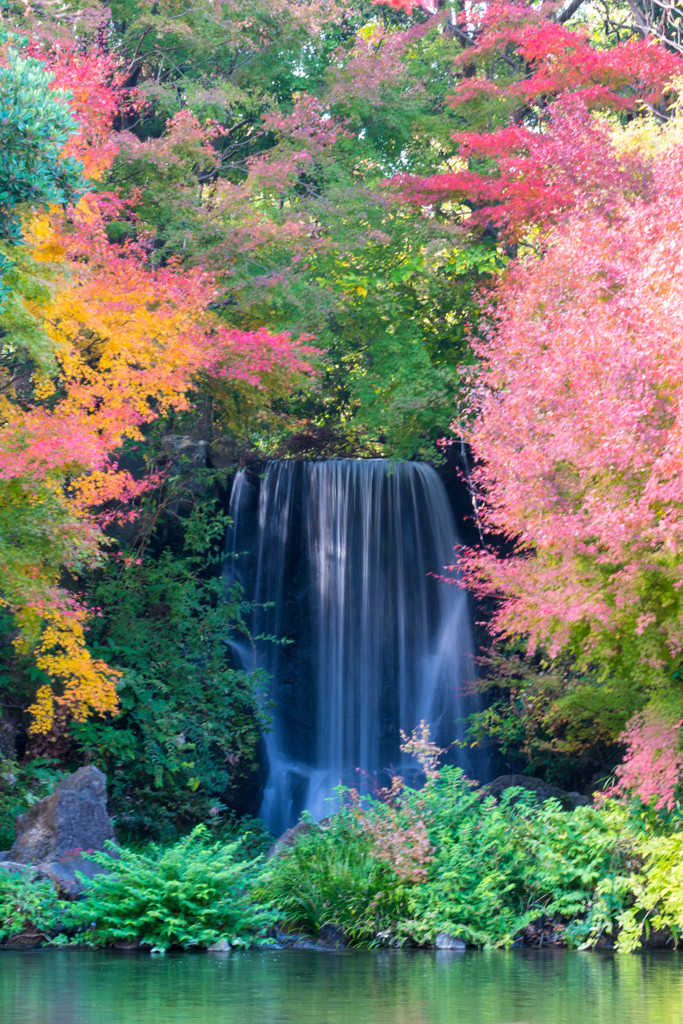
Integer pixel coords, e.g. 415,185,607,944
208,437,242,470
9,765,116,894
317,923,349,950
161,434,208,466
207,939,232,953
267,820,316,860
486,775,589,810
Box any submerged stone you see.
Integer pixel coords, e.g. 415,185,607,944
435,933,466,950
207,939,232,953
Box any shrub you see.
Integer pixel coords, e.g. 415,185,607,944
72,825,272,951
397,770,534,948
257,810,409,946
258,772,638,950
615,832,683,951
514,798,631,921
0,867,68,945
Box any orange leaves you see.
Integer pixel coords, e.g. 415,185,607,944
28,610,120,733
0,30,320,735
8,193,317,733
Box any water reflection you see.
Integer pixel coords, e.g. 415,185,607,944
1,949,682,1024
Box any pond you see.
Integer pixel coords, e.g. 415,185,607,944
1,948,683,1024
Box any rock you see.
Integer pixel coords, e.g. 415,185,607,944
207,939,232,953
208,438,243,470
0,720,17,758
486,775,589,810
0,860,37,876
642,927,675,949
161,435,208,469
435,932,466,950
9,765,116,895
3,924,47,950
267,816,335,859
317,923,348,950
521,917,568,947
267,820,315,860
160,436,209,512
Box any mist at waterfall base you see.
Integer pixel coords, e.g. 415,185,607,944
224,459,485,836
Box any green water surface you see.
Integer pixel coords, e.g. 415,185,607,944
1,948,682,1024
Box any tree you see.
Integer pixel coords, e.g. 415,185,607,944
0,46,83,243
377,0,680,243
454,111,683,734
0,33,317,734
54,0,501,456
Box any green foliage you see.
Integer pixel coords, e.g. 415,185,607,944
213,811,273,861
0,45,83,243
468,643,633,788
0,867,67,944
70,474,270,841
613,831,683,951
257,770,653,950
0,757,64,851
72,825,272,951
399,771,534,948
80,0,508,459
406,775,644,949
257,811,409,946
515,798,633,940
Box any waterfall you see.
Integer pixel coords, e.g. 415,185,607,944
224,459,481,835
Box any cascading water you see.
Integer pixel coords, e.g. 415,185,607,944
224,459,482,835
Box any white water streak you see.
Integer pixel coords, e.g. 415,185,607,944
224,459,478,835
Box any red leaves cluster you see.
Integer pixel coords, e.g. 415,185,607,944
454,0,679,105
396,95,650,240
383,0,681,241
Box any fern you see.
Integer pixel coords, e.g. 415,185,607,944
72,826,273,951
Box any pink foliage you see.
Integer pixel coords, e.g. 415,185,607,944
327,27,419,107
361,798,434,883
373,0,416,12
123,110,222,171
27,42,135,178
263,94,347,151
603,710,683,810
373,0,438,13
349,778,434,883
455,139,683,666
213,327,318,388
